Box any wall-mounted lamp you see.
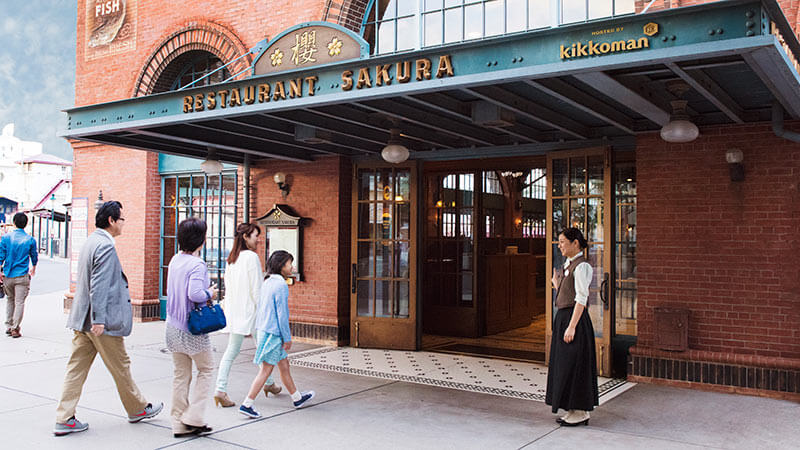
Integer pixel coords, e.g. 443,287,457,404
200,147,224,175
514,217,522,229
273,172,290,198
725,149,745,182
93,190,104,210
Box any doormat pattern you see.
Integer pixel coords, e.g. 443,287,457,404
430,343,546,363
289,347,635,403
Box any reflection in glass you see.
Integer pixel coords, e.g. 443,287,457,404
485,0,504,36
569,198,585,231
507,0,526,32
588,155,604,195
376,280,392,317
358,170,374,201
394,241,410,278
465,3,483,39
529,0,551,29
425,0,443,12
395,281,410,317
424,11,443,46
570,156,586,196
357,280,374,316
616,0,635,15
397,17,417,50
552,199,567,236
396,203,410,240
587,197,603,243
378,20,396,54
378,202,392,240
444,8,463,43
552,158,567,196
164,178,176,206
398,0,416,16
357,241,373,277
586,243,603,338
589,0,613,19
562,0,586,23
377,242,392,277
461,273,473,303
358,204,374,239
396,170,410,200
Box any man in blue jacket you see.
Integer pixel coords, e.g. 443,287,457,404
0,212,37,338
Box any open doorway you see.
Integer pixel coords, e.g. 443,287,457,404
421,159,547,363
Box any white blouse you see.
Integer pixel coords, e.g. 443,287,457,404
563,253,592,307
222,250,263,335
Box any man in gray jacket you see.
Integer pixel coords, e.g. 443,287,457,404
54,201,163,436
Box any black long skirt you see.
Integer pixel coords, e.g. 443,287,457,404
545,306,599,413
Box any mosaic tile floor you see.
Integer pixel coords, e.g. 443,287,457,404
289,347,635,403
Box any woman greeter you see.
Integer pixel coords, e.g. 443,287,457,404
545,227,599,426
213,223,281,408
238,250,315,418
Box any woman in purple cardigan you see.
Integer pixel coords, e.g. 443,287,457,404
165,218,218,438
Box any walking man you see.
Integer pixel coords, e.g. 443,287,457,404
54,201,163,436
0,212,37,339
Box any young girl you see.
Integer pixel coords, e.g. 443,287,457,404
239,250,314,418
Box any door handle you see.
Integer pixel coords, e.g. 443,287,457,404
600,272,609,310
351,264,357,294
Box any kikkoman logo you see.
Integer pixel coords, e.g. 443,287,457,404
559,23,658,60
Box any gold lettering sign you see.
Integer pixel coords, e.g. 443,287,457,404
254,25,365,75
181,56,453,114
560,36,649,60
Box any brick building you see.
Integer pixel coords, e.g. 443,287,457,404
64,0,800,400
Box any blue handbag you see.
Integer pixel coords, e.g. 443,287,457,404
187,300,226,335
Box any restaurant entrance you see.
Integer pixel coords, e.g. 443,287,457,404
420,157,548,363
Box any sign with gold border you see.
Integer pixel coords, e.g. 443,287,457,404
253,22,369,76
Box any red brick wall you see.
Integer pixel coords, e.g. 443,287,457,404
71,0,328,310
70,141,161,305
636,123,800,359
250,156,350,328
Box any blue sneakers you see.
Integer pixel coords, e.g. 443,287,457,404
293,390,315,408
239,404,261,419
54,417,89,436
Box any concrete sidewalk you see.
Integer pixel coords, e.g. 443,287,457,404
1,290,798,449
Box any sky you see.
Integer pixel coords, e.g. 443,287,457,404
0,0,76,161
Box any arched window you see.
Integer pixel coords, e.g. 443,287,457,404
169,52,229,91
362,0,635,55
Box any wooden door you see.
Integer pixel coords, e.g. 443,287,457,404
546,148,613,376
350,163,418,349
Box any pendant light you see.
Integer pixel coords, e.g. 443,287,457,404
200,147,224,174
660,82,699,143
381,128,410,164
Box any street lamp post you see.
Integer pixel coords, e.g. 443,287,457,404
50,193,56,258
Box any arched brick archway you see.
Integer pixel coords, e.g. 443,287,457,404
133,20,252,97
322,0,372,33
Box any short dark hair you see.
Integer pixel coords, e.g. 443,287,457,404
13,212,27,229
95,201,123,229
177,217,207,252
560,227,588,249
266,250,293,276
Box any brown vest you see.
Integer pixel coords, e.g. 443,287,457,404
555,255,587,309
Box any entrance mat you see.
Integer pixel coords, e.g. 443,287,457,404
289,347,635,404
430,343,546,363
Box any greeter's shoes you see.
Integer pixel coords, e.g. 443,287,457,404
128,402,164,423
293,390,315,408
54,417,89,436
238,404,261,419
263,382,282,397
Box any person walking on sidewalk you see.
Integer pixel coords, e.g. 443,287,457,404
214,222,281,408
165,217,218,438
545,227,599,426
54,201,163,436
239,250,314,419
0,212,38,338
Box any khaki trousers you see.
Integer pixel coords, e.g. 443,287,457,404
55,330,148,423
4,274,30,330
171,349,214,431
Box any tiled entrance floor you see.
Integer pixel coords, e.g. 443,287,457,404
290,347,635,403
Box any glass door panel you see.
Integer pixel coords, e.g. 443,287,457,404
352,164,417,349
547,148,612,376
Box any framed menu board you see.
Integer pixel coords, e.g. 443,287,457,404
256,204,306,282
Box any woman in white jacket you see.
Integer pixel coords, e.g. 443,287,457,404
213,223,281,407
